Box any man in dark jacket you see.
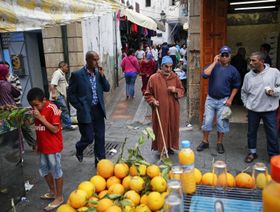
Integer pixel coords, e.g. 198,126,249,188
68,51,110,166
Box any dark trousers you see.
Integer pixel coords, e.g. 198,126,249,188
76,104,105,164
247,110,279,156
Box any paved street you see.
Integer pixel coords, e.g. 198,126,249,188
15,78,270,211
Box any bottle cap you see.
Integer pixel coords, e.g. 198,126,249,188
181,140,190,148
271,155,280,183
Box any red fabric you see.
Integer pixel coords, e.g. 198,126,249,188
0,64,9,81
131,24,138,32
35,101,63,154
140,59,157,94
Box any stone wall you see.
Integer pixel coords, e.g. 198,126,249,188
187,0,201,124
42,22,84,84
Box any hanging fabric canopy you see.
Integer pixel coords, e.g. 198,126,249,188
121,8,157,31
0,0,122,32
149,17,166,32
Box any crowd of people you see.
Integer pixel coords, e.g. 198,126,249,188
0,41,279,210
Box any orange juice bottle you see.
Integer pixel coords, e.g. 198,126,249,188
262,155,280,212
178,140,196,194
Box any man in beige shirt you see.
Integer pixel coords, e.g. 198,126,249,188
50,61,77,130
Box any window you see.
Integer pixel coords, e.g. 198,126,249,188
146,0,151,7
135,3,140,12
170,0,176,6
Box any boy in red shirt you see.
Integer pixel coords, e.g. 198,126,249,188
27,88,64,211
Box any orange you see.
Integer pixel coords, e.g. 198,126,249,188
194,168,202,184
87,196,98,207
235,173,255,188
122,175,132,190
147,192,164,211
135,204,152,212
97,159,114,179
97,198,113,212
139,165,147,176
150,176,167,192
140,194,148,205
77,207,88,212
98,190,108,199
105,205,122,212
77,181,95,198
57,204,75,212
68,190,88,209
161,191,169,199
129,176,145,192
90,175,106,193
217,173,236,187
146,165,160,178
130,164,138,176
256,173,272,189
108,183,125,195
107,176,121,189
124,190,141,206
201,172,218,186
114,163,129,179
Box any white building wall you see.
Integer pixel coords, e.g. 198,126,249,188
81,13,122,87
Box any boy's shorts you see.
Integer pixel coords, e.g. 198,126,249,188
39,153,63,179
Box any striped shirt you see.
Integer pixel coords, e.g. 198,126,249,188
9,74,22,106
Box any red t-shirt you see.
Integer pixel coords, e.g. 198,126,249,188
35,101,63,154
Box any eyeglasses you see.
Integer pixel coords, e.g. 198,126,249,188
221,54,229,58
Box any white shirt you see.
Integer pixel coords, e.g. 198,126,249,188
50,68,68,100
135,50,145,59
151,48,158,61
169,46,178,56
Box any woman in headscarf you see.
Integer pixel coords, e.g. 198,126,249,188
0,63,20,106
140,52,157,95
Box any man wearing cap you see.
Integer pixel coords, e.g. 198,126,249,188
144,56,185,155
197,46,241,154
241,51,280,163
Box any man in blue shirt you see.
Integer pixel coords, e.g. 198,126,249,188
68,51,110,166
197,46,241,154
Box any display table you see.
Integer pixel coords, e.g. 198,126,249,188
0,128,25,212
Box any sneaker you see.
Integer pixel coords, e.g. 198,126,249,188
244,153,257,163
216,143,225,154
64,125,78,130
196,141,209,152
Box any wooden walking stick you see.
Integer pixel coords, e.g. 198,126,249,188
155,107,169,159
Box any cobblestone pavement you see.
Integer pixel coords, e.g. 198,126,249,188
15,78,271,211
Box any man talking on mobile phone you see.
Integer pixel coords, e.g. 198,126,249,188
67,51,110,166
197,46,241,154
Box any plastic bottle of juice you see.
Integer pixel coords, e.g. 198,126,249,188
262,155,280,212
178,140,196,194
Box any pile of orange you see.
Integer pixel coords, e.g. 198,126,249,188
57,159,167,211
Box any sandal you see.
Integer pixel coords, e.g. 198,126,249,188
40,193,55,200
43,200,64,211
244,153,257,163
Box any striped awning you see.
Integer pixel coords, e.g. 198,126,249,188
0,0,122,32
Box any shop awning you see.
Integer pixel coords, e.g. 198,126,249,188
121,9,157,31
149,17,166,32
0,0,122,32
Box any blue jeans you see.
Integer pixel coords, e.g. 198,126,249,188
39,153,63,179
247,110,279,156
53,95,72,128
202,95,229,133
125,72,137,97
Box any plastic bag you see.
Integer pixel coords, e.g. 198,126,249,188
221,106,232,120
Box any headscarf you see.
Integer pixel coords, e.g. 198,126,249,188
0,64,9,81
161,56,173,65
